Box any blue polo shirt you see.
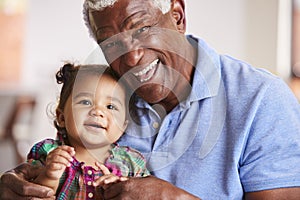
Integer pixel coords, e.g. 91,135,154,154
118,35,300,199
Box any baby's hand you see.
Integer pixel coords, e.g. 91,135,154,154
44,145,75,180
93,162,128,188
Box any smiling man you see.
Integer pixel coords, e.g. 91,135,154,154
1,0,300,199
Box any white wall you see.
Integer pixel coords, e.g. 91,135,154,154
186,0,279,73
20,0,103,145
22,0,103,88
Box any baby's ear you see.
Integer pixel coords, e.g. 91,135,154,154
56,109,65,127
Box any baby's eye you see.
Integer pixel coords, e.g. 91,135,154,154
78,100,92,106
107,104,117,110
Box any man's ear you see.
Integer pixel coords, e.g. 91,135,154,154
171,0,186,33
56,109,65,127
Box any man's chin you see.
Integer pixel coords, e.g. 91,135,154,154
137,90,167,105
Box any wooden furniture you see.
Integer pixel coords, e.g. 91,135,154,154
1,94,36,164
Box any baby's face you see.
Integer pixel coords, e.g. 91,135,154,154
62,73,127,149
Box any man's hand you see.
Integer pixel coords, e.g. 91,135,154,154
0,163,55,200
102,175,201,200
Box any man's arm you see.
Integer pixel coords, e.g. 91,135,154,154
102,175,201,200
0,163,55,200
245,188,300,200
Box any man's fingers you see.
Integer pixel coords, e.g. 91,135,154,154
13,162,43,180
0,185,25,200
0,187,55,200
10,172,55,197
1,170,54,198
22,180,55,198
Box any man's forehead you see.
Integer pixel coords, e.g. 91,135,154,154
88,2,157,34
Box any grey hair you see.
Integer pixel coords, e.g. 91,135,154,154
83,0,171,41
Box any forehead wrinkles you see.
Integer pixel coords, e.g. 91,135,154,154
95,11,145,36
94,9,159,42
121,11,150,30
88,10,116,41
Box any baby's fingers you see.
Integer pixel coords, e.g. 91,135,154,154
50,145,75,158
46,146,75,167
93,174,120,187
47,162,68,171
95,162,110,175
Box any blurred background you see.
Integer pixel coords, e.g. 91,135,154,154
0,0,299,173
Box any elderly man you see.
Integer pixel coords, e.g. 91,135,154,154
1,0,300,199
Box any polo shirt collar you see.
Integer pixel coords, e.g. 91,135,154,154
184,35,221,103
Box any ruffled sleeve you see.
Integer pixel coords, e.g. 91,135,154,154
27,139,59,166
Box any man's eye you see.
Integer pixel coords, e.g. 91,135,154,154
105,42,115,49
102,41,121,50
136,26,150,35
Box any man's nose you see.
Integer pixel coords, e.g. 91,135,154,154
123,48,144,67
121,36,144,67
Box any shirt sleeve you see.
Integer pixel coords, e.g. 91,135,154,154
105,145,150,177
239,78,300,192
27,139,59,166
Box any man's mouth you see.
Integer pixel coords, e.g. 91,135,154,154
133,59,159,82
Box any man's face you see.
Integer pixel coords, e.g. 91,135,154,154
89,0,190,105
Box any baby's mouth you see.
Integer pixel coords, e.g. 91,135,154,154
84,122,106,132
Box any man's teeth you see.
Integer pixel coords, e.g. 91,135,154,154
134,59,159,77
